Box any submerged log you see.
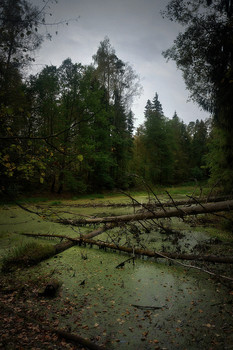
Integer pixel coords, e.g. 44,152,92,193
56,200,233,225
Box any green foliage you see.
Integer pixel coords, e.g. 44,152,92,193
205,126,233,191
0,0,56,190
142,94,173,184
220,218,233,233
63,172,87,193
168,114,190,182
162,0,233,116
17,197,49,204
152,92,164,115
163,0,233,190
131,99,208,186
1,242,55,272
190,166,205,181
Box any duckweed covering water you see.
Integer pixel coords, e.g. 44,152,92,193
0,197,232,349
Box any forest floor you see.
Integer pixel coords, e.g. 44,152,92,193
0,188,233,350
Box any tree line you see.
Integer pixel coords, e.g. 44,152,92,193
0,0,232,194
132,96,209,186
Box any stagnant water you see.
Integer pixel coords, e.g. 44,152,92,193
17,245,232,350
0,202,232,349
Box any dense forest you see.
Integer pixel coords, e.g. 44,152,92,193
1,0,233,195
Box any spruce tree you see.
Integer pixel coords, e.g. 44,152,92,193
152,92,164,115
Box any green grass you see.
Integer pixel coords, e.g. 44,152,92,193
50,200,62,206
72,193,106,200
1,242,55,273
0,183,215,207
128,185,210,200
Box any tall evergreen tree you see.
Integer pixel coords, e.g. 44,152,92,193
139,97,173,184
152,92,164,115
187,119,208,180
168,112,191,182
144,99,153,119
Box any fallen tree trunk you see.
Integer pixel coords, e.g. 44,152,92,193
55,240,75,254
56,200,233,225
84,223,116,239
54,224,115,254
23,233,233,264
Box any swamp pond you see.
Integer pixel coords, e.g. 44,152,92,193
0,193,233,349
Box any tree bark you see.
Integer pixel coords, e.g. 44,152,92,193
55,240,75,254
56,200,233,225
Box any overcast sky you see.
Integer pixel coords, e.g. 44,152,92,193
31,0,210,128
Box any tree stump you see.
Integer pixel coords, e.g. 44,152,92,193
38,280,60,298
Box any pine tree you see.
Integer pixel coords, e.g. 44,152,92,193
144,99,153,118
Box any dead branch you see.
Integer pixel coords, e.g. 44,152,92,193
131,304,163,310
165,190,186,218
120,190,173,234
187,195,233,224
115,256,135,269
152,250,233,282
141,180,167,214
207,180,221,202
